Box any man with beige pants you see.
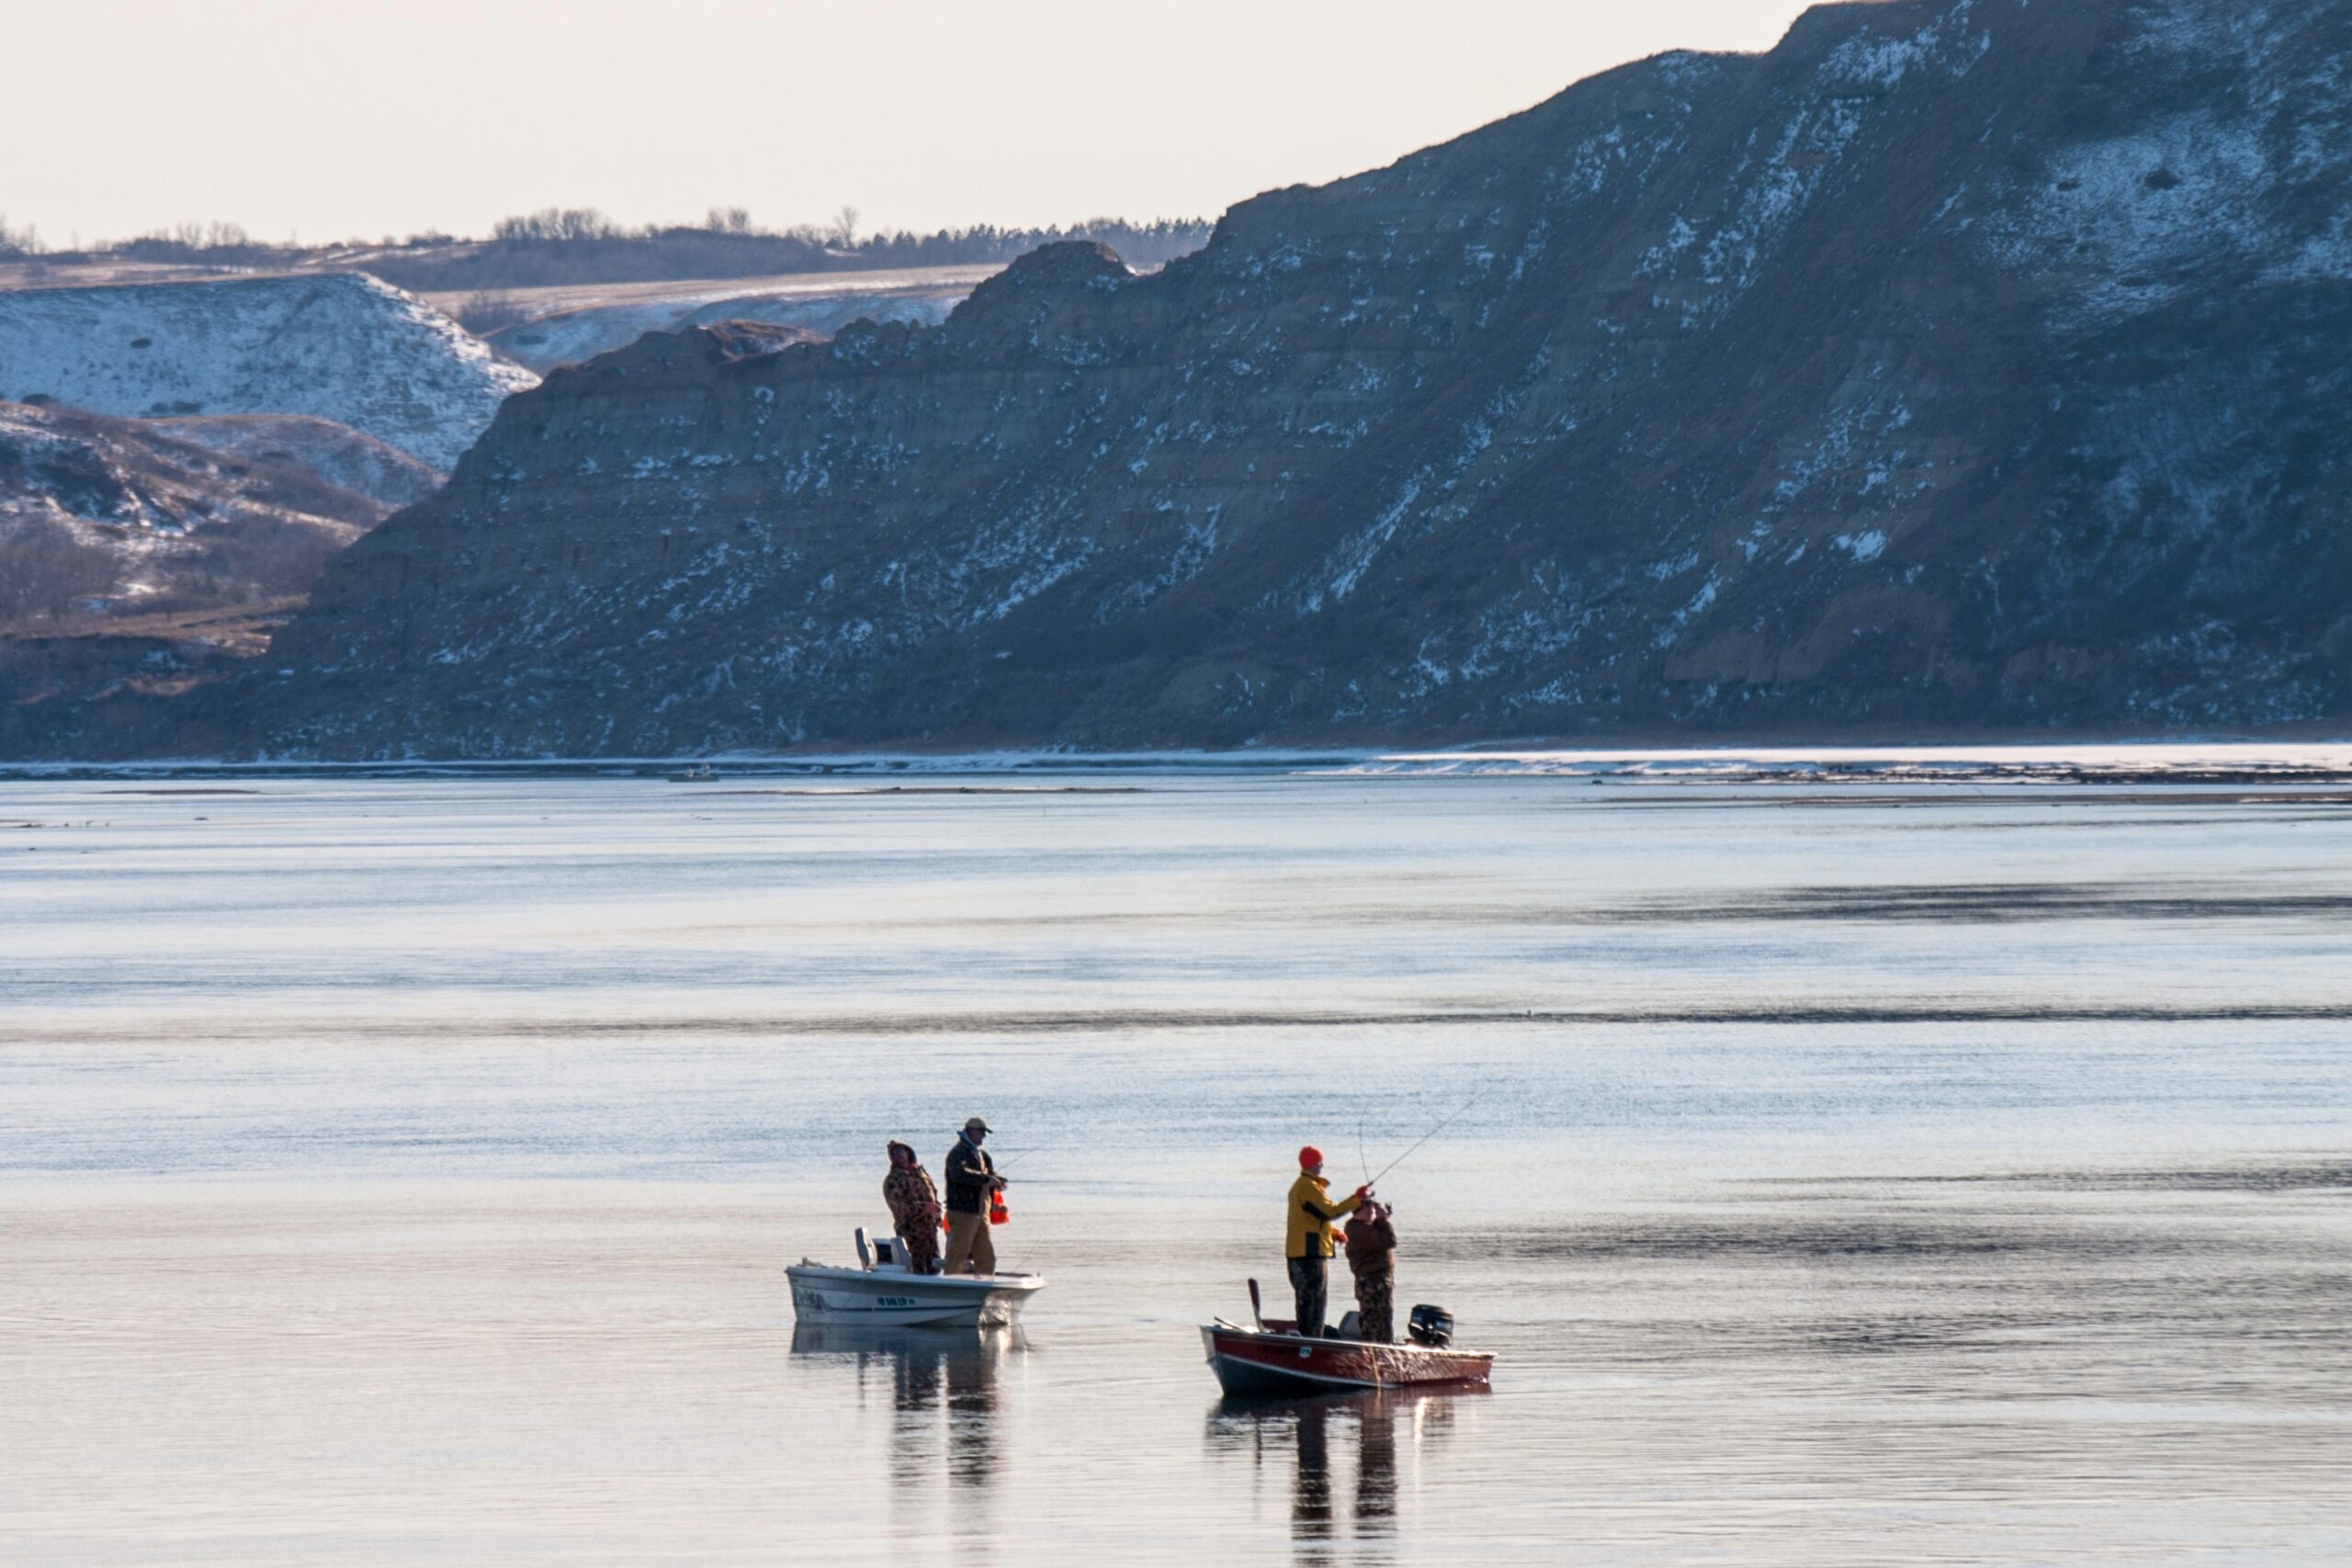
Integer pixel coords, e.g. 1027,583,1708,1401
941,1116,1006,1275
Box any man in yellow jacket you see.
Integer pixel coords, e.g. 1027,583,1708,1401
1285,1145,1368,1337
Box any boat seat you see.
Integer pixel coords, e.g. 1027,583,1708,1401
860,1230,919,1272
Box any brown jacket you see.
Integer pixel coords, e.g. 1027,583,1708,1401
1344,1211,1396,1278
884,1163,942,1234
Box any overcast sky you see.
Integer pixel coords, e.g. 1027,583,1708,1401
5,0,1819,245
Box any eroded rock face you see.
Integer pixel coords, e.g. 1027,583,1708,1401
232,0,2352,753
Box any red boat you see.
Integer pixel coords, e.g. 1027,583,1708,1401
1200,1280,1495,1396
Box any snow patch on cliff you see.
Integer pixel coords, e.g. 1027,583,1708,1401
1825,0,1989,88
2004,114,2272,311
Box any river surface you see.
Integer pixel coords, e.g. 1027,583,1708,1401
3,765,2347,1564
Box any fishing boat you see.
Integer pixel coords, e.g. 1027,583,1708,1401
787,1226,1045,1329
1200,1279,1495,1396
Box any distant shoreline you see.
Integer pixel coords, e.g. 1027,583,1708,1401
7,740,2352,786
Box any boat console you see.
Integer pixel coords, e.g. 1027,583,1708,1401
786,1226,1046,1329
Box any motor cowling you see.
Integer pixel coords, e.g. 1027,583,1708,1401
1408,1304,1454,1348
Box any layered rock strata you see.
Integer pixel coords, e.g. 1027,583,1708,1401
66,0,2352,754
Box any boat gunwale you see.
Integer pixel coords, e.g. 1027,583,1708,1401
1200,1322,1494,1393
786,1260,1045,1291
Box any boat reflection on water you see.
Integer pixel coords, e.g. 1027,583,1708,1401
1204,1386,1483,1559
790,1324,1021,1492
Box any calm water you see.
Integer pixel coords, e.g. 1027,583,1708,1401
3,770,2347,1564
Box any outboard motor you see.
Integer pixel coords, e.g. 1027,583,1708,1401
1408,1304,1454,1348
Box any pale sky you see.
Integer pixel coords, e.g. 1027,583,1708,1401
4,1,1820,246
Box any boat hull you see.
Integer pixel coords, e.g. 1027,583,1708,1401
787,1263,1043,1329
1201,1324,1494,1396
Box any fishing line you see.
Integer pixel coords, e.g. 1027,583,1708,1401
1365,1088,1490,1189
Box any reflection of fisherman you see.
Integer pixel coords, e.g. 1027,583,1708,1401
1293,1398,1334,1540
1356,1394,1397,1529
1285,1145,1367,1337
942,1116,1007,1276
1285,1397,1400,1543
1203,1386,1440,1550
865,1327,1004,1495
882,1140,943,1274
1344,1197,1398,1341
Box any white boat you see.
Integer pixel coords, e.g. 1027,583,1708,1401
786,1226,1046,1328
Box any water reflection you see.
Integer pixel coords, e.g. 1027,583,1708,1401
1204,1389,1478,1561
791,1325,1017,1494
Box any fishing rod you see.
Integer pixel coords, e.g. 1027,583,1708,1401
989,1143,1057,1179
1363,1089,1490,1190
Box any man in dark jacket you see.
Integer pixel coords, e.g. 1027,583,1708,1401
1343,1198,1398,1341
942,1116,1006,1275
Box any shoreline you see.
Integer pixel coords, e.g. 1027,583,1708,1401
7,739,2352,785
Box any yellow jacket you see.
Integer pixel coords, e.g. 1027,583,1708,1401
1285,1171,1363,1258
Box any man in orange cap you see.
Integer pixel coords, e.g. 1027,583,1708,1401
1284,1145,1368,1337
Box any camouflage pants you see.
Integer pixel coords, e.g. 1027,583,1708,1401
1287,1254,1329,1337
900,1223,940,1275
1354,1269,1394,1342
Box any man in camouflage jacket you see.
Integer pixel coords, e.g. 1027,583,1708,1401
883,1140,943,1274
1344,1199,1398,1342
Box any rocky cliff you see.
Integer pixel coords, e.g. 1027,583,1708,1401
139,1,2352,752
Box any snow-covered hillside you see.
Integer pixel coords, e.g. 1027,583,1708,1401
467,265,990,373
149,413,443,510
0,273,537,468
